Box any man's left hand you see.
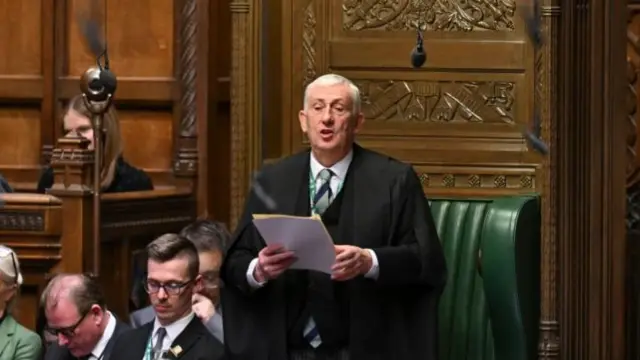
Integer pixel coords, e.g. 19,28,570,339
331,245,372,281
192,293,216,323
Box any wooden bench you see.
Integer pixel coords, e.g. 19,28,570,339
0,136,196,330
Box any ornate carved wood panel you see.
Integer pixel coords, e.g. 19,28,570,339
276,0,540,198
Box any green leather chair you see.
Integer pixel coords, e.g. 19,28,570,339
429,196,540,360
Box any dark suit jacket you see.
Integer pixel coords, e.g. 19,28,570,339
110,316,224,360
44,317,129,360
221,144,447,360
37,156,153,194
129,305,224,344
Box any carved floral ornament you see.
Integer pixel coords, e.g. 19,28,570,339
342,0,516,32
419,173,534,188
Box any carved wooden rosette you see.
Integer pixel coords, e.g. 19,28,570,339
229,0,261,229
174,0,199,181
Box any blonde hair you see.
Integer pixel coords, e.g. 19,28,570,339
0,257,20,315
65,95,123,189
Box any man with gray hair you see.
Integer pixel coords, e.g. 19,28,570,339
42,273,129,360
222,73,446,360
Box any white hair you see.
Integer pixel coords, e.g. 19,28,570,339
303,74,361,114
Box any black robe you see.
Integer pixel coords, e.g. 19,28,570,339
220,144,447,360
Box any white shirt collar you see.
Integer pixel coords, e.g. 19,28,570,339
152,311,195,344
309,150,353,181
91,311,116,358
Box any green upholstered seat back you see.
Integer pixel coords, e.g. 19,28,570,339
429,196,540,360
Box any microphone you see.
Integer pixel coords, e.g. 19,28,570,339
78,8,117,102
410,30,426,68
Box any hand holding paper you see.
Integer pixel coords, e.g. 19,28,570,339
254,244,296,282
252,214,336,274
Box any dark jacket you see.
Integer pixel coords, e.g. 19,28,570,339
0,175,12,193
44,316,129,360
37,157,153,194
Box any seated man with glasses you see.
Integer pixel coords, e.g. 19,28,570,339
41,273,130,360
110,234,225,360
129,219,229,344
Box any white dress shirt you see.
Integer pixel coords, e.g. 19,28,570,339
147,312,195,357
246,150,380,288
88,311,116,360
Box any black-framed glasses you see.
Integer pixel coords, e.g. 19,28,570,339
45,310,89,338
143,279,192,295
0,246,18,284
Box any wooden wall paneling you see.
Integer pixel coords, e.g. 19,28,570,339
63,0,179,189
0,0,51,191
277,0,540,199
204,0,232,224
556,0,628,357
229,0,262,229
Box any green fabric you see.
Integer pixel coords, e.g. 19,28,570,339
0,314,43,360
429,196,540,360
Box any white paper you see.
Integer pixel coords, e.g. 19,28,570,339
252,214,336,274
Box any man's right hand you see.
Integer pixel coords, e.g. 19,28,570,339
254,244,296,282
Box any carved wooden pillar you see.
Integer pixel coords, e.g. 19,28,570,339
625,4,640,359
47,136,95,273
538,1,561,358
174,0,199,188
229,0,262,229
555,0,628,357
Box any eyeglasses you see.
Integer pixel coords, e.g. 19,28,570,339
0,246,18,284
143,279,192,295
45,310,89,338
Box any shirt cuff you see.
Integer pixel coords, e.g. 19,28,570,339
364,249,379,279
246,258,267,288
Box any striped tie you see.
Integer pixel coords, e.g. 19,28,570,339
304,168,333,348
312,169,333,215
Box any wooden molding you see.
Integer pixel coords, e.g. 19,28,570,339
229,0,262,230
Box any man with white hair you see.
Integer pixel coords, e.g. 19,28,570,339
221,73,447,360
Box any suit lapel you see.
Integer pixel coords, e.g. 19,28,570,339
165,318,204,359
128,323,153,360
103,320,128,360
0,315,16,358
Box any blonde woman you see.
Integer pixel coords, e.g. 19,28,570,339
0,245,42,360
37,94,153,193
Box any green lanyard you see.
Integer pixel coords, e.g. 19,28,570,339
308,170,343,215
143,335,155,360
